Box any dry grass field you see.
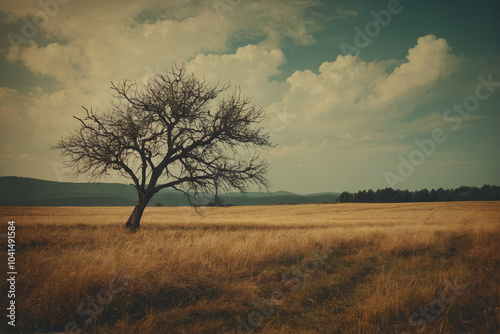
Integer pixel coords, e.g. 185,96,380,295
0,202,499,333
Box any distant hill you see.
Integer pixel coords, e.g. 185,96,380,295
0,176,339,207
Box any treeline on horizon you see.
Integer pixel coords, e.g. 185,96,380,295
338,185,500,203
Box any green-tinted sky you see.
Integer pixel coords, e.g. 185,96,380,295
0,0,498,193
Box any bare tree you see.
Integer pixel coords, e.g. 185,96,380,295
52,64,272,230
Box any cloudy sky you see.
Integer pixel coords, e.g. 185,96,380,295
0,0,499,193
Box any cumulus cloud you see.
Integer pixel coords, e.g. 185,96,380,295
361,35,461,109
187,45,288,107
2,0,490,193
4,0,320,95
268,35,461,150
0,0,322,182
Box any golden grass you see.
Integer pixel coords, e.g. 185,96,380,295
0,202,498,333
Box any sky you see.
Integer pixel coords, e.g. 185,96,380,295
0,0,499,194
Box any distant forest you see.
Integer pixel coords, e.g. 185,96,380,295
339,185,500,203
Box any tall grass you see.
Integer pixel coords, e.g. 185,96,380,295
0,202,498,333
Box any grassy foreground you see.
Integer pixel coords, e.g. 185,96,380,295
0,202,499,333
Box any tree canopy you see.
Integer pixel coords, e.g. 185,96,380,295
52,64,273,229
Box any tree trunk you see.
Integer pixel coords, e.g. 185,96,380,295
125,195,152,230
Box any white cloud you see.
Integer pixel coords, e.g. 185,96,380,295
1,0,321,182
362,35,460,109
5,0,320,93
187,45,288,107
2,0,490,193
254,34,478,192
268,35,461,150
